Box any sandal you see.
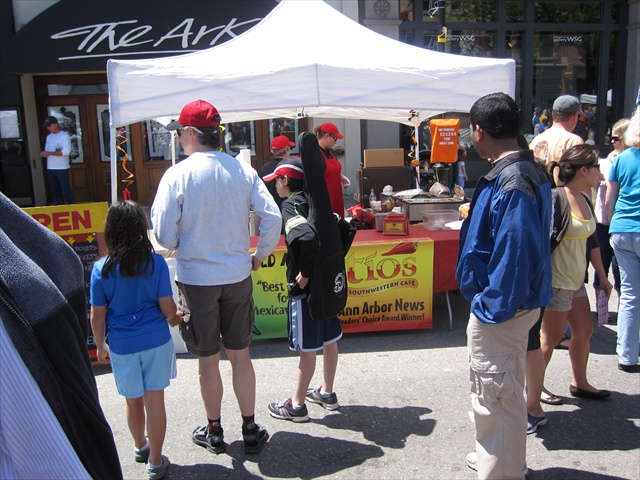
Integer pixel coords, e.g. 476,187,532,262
540,393,564,405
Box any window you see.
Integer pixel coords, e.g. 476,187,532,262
533,31,600,141
144,119,183,161
0,109,21,140
224,121,255,156
446,30,495,57
96,104,131,163
47,105,84,164
534,2,601,23
270,118,299,154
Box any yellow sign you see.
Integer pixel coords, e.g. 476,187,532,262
23,202,109,235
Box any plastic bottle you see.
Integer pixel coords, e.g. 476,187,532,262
369,189,377,203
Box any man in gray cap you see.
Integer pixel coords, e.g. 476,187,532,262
529,95,584,165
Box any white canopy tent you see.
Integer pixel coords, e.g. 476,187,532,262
107,0,515,202
580,90,612,107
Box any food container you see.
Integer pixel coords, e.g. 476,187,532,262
383,214,409,235
422,209,461,230
374,212,387,232
401,197,464,222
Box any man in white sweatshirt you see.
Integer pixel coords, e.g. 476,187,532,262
40,116,75,204
151,100,281,456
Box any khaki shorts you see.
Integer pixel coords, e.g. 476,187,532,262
177,276,254,357
546,284,587,312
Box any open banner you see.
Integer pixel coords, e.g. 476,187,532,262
430,118,460,163
250,236,434,339
23,203,109,359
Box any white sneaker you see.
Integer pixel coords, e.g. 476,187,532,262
466,452,530,477
466,452,478,471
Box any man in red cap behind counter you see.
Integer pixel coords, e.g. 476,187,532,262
151,99,281,457
260,134,296,211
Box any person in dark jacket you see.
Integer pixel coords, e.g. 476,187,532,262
265,157,346,422
456,93,552,479
0,192,122,480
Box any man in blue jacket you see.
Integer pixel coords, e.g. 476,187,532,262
456,93,552,479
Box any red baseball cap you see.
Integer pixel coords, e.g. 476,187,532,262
166,100,221,131
270,135,295,152
263,157,304,182
320,122,344,139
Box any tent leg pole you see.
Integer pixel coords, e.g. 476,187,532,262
171,131,177,166
415,124,420,189
110,127,117,205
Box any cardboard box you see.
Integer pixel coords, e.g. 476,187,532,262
383,214,409,235
363,148,405,168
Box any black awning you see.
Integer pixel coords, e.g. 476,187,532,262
2,0,277,74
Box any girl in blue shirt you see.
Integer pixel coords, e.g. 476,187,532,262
90,201,182,480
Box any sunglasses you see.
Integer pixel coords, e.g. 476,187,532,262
611,136,620,142
588,164,601,170
329,134,338,142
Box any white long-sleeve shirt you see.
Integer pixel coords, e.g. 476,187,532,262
151,150,282,286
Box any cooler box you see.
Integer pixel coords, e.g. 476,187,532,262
401,198,464,222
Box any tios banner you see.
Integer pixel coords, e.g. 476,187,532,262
251,237,434,339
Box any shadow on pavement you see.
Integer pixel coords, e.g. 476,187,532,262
166,461,261,480
312,404,435,448
530,467,631,479
533,392,640,453
233,431,384,479
589,319,619,356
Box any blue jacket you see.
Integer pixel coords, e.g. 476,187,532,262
456,150,552,324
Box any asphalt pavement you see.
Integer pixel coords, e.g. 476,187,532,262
93,265,640,480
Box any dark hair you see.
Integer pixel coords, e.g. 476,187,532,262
551,110,576,123
194,126,222,149
516,131,529,149
547,144,599,187
285,176,305,193
470,93,520,139
102,201,154,279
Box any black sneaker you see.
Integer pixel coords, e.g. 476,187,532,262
306,386,340,410
268,398,310,423
192,425,226,454
242,423,269,454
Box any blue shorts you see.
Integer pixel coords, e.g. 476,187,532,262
109,339,177,398
288,295,342,352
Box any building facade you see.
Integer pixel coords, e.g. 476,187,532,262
1,0,638,207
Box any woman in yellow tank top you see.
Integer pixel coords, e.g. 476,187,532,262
540,145,613,403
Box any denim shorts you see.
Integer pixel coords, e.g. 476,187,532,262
546,284,587,312
110,339,177,399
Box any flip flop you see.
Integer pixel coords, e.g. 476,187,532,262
540,393,564,405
